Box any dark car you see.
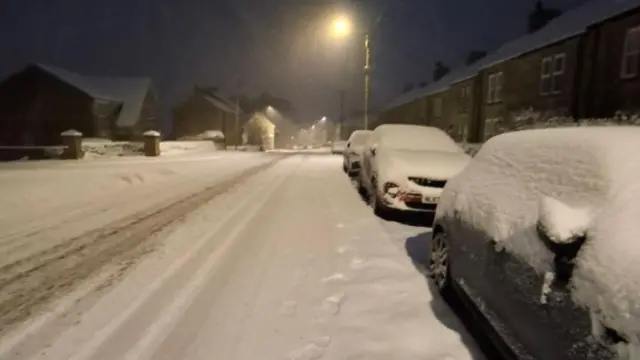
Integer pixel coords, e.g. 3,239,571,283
427,127,640,360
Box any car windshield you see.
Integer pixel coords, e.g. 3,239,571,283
349,132,371,146
378,126,460,152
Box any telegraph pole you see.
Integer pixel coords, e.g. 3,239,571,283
234,98,240,150
364,33,371,130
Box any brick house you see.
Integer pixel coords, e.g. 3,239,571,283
0,63,156,145
579,6,640,117
377,0,640,143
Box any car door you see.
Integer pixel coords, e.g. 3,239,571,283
458,223,614,359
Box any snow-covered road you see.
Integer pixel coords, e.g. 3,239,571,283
0,152,483,360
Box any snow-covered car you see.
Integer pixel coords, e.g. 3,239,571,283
343,130,373,176
331,140,348,154
429,126,640,360
358,124,470,216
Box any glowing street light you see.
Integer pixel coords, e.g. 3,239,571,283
330,16,351,38
320,116,327,122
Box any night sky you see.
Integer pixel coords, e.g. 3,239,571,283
0,0,588,129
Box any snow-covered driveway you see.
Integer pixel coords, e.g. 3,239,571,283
0,153,483,360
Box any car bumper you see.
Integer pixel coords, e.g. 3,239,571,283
379,187,442,212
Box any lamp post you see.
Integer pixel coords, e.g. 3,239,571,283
330,15,371,131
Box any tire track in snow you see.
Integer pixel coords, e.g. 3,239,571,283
60,155,301,360
0,155,241,252
0,154,291,336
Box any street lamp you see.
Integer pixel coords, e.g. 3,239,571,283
329,15,371,131
330,16,351,38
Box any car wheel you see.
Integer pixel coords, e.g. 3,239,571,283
428,231,452,295
369,180,389,218
357,172,367,196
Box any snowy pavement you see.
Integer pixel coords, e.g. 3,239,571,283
0,152,483,360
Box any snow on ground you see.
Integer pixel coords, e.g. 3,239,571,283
0,152,278,333
0,153,482,360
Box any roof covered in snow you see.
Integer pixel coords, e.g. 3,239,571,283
382,0,640,111
481,0,640,68
435,126,640,339
35,63,152,128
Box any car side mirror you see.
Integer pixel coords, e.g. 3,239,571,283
346,142,351,148
536,196,592,288
370,145,377,156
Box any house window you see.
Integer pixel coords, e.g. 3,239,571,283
540,53,565,95
621,26,640,78
459,85,470,112
540,57,552,94
433,97,442,118
487,72,503,103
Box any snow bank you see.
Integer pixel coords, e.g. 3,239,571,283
435,126,640,341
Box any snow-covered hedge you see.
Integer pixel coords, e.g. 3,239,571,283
464,112,640,156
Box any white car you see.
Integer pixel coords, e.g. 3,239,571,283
358,124,470,216
343,130,373,176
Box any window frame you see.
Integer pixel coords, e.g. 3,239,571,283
487,74,496,103
432,97,443,118
459,85,470,113
621,26,640,79
540,56,553,95
494,72,503,102
550,53,566,94
487,72,503,104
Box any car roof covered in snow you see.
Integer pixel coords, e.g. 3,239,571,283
347,130,373,144
35,63,152,128
435,126,640,339
373,124,460,151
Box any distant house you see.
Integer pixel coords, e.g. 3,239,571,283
268,113,298,148
172,86,242,145
0,63,156,145
243,113,275,149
